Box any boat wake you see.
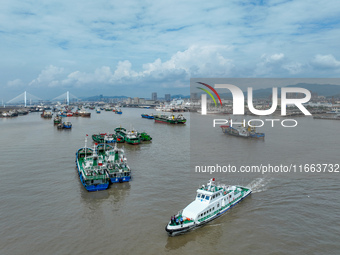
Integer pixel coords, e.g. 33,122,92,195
247,177,272,193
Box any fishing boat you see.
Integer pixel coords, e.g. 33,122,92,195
124,129,140,145
92,133,116,143
220,123,264,138
141,113,154,119
138,132,152,141
41,111,53,118
154,114,186,124
53,115,62,125
96,108,101,114
78,107,91,117
63,121,72,129
75,142,110,191
98,143,131,183
114,127,126,143
165,178,252,236
115,109,122,114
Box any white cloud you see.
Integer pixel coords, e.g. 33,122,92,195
254,53,285,76
311,54,340,69
282,62,304,75
29,65,64,87
7,79,24,87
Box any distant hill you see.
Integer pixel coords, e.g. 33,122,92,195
83,95,128,101
213,83,340,99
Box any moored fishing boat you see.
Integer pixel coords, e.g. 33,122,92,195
138,132,152,141
220,123,264,138
115,109,122,114
78,107,91,117
92,133,116,143
165,178,251,236
63,121,72,129
124,129,140,145
141,113,154,119
154,114,186,124
53,115,62,125
75,142,110,191
97,143,131,183
41,111,53,118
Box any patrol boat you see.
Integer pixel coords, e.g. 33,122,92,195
165,178,251,236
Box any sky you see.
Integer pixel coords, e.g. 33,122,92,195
1,0,340,102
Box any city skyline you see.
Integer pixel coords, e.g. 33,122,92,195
2,1,340,101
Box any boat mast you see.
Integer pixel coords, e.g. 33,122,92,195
85,135,88,160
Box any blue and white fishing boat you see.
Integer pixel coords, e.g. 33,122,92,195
141,113,154,119
63,121,72,129
165,178,251,236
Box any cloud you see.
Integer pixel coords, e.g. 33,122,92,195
29,45,234,89
311,54,340,69
282,62,304,75
29,65,64,87
254,53,285,76
2,0,340,99
7,79,24,87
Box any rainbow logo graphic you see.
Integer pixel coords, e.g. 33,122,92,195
196,82,223,107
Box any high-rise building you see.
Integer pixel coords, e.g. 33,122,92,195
152,92,157,101
165,94,171,102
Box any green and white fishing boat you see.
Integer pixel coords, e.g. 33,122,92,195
75,140,110,192
102,143,131,183
124,129,140,145
165,178,251,236
138,132,152,141
92,133,116,143
154,114,186,124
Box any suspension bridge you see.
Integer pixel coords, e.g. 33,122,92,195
4,91,78,106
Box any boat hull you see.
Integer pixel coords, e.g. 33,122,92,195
110,176,131,183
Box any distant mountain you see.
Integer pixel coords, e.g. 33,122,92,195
215,83,340,99
82,95,128,101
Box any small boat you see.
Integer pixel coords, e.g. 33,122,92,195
115,109,122,114
63,121,72,129
114,127,126,143
53,116,62,125
41,111,53,118
138,132,152,141
141,113,154,119
78,107,91,117
154,114,186,124
92,133,116,143
75,143,110,191
96,108,101,114
165,178,252,236
220,123,264,139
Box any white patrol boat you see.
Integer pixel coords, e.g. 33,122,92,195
165,178,251,236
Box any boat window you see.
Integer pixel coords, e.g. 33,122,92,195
197,194,201,198
205,196,210,200
201,214,203,217
201,195,205,199
204,212,206,215
217,204,220,207
212,195,215,199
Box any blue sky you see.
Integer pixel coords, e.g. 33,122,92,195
1,0,340,101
